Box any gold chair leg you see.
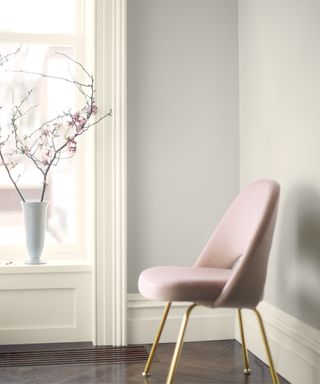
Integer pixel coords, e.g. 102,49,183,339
166,304,197,384
142,302,172,377
238,309,251,375
253,309,280,384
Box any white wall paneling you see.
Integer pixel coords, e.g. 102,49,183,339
0,264,91,344
127,294,235,344
235,301,320,384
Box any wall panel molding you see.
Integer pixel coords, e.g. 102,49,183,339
0,271,91,344
95,0,127,347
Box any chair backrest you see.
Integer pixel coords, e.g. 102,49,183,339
194,179,280,308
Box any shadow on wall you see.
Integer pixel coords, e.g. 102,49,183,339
277,185,320,333
276,185,320,382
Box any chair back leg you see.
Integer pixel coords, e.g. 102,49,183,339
166,304,197,384
238,308,251,375
253,308,280,384
142,302,172,377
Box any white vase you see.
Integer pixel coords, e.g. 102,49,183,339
21,201,48,265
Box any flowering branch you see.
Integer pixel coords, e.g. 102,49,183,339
0,49,111,202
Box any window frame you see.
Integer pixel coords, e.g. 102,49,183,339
0,0,96,261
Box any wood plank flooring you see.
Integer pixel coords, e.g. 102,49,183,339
0,340,290,384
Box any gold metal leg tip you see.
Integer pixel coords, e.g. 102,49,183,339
243,368,251,375
142,372,150,377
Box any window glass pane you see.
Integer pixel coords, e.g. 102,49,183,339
0,44,79,246
0,0,76,34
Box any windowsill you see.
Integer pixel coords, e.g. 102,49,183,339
0,259,92,274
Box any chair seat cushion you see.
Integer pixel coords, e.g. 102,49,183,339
138,266,232,302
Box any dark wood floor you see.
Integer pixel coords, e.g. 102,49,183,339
0,340,289,384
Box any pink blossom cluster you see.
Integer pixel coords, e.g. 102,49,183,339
69,112,87,134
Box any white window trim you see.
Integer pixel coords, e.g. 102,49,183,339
94,0,127,346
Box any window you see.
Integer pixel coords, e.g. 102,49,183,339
0,0,95,260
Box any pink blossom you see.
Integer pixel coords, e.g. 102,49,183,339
86,104,97,117
67,138,77,153
41,157,49,165
91,105,98,115
41,126,50,137
68,112,87,133
41,150,51,165
76,117,87,133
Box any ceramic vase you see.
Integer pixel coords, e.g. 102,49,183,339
21,201,48,265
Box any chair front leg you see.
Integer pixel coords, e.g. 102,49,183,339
166,304,197,384
253,308,280,384
142,302,172,377
238,308,251,375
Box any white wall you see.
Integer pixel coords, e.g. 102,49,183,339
127,0,239,292
239,0,320,331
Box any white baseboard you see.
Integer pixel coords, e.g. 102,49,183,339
127,294,235,344
235,301,320,384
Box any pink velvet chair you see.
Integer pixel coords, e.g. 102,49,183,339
138,179,280,384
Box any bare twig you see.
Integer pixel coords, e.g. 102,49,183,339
0,46,21,66
5,69,92,88
0,149,25,201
